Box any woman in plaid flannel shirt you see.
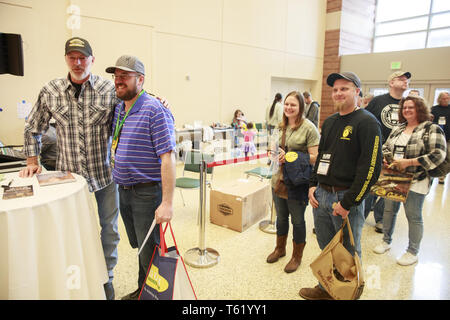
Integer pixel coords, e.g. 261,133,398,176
373,95,447,266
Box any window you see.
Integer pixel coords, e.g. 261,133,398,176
369,88,388,97
373,0,450,53
405,88,425,97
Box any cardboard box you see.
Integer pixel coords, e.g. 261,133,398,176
210,178,271,232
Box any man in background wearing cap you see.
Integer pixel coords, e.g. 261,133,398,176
299,71,382,300
364,71,411,233
21,37,121,300
106,55,176,300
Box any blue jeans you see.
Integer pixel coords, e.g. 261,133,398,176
363,193,384,224
382,191,425,255
312,186,365,259
94,182,120,285
119,183,162,288
272,189,307,243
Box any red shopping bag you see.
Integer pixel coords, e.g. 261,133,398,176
138,222,197,300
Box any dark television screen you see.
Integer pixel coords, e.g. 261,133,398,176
0,33,24,76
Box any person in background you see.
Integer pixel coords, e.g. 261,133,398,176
20,37,120,300
106,55,176,299
231,109,246,150
302,91,320,128
431,91,450,184
362,93,374,108
364,71,411,233
265,93,283,133
266,91,319,274
357,90,363,107
372,96,446,266
241,122,257,157
409,89,420,96
300,72,382,300
39,121,57,171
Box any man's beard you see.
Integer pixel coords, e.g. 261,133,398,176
333,102,346,112
117,83,139,101
118,89,139,101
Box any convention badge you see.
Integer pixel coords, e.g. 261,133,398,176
110,150,116,169
110,137,118,169
111,137,118,153
285,151,298,163
393,145,406,161
317,153,331,176
439,116,446,125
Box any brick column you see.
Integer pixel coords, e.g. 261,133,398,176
320,0,375,127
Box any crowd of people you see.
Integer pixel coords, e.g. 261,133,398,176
18,36,448,300
264,71,448,300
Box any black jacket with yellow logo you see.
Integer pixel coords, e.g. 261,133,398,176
309,108,382,210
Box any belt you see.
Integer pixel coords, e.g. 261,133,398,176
119,181,160,190
320,183,348,193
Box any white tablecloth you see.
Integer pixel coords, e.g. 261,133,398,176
0,172,108,299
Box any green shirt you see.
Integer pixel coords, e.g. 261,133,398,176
271,119,320,188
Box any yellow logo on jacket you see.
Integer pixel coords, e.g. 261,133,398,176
340,126,353,140
146,264,169,292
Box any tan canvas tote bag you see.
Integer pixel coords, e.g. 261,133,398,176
310,217,364,300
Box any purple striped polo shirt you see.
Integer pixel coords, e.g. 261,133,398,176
111,92,176,186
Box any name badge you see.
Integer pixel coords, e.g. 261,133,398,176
317,153,331,176
439,116,446,125
111,137,118,169
393,145,406,161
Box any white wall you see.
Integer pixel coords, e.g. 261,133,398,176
0,0,327,144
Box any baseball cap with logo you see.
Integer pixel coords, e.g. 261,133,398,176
326,71,361,88
105,55,145,76
65,37,92,57
388,71,411,82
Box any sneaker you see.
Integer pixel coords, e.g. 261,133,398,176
397,252,418,266
121,288,141,300
373,241,391,254
375,222,383,233
438,179,444,184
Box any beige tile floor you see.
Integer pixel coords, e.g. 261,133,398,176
111,160,450,300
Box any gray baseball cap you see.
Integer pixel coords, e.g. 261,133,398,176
327,71,361,88
106,55,145,75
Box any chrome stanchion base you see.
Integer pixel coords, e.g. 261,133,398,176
184,247,220,268
259,220,277,234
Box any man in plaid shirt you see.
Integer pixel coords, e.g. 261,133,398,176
20,37,120,300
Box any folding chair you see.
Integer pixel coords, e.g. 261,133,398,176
175,150,214,207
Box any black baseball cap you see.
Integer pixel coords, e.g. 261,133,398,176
327,71,361,88
65,37,92,57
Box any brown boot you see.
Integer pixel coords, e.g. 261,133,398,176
299,285,333,300
266,235,287,263
284,242,305,273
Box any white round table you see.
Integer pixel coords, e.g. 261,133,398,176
0,172,108,299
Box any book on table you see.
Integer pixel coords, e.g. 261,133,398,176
36,171,76,186
2,185,33,200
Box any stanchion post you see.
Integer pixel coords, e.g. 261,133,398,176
184,159,220,268
259,196,277,234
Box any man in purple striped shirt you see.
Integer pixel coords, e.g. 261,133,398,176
106,55,176,300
